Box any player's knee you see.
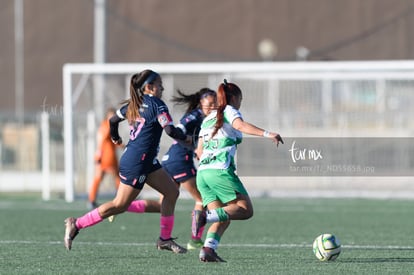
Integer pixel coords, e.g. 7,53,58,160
162,187,179,202
170,188,180,200
241,207,254,220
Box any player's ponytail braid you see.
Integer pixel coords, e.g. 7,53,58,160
124,72,143,124
171,89,199,114
211,81,228,137
212,80,242,137
124,70,155,124
171,88,215,114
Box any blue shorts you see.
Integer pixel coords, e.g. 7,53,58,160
163,161,196,183
119,149,162,189
162,153,196,183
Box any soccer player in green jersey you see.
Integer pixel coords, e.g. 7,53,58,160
194,80,283,262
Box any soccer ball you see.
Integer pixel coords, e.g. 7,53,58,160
312,233,341,261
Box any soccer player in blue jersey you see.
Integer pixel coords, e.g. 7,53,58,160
64,69,191,254
162,88,216,249
121,88,216,250
194,80,283,262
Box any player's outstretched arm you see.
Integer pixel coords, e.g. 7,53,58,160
232,117,283,146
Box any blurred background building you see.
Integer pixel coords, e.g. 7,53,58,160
1,0,413,199
2,0,414,113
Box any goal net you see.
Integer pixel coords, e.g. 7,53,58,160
63,61,414,202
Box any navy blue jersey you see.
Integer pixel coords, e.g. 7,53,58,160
116,94,173,188
162,109,204,182
176,109,204,141
164,108,203,156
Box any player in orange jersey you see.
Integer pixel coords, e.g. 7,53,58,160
88,108,120,209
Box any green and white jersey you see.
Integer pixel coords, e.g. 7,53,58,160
198,105,243,170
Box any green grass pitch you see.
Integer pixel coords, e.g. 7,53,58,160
1,194,414,274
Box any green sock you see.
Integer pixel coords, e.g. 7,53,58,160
206,232,221,242
216,208,229,222
206,208,229,223
205,232,221,250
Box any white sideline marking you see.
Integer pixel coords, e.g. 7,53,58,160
1,240,414,250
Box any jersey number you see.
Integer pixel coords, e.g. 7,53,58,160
130,118,146,140
202,134,218,150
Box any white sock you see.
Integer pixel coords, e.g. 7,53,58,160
204,237,219,250
206,209,220,223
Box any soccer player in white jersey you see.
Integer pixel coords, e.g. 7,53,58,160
194,80,283,262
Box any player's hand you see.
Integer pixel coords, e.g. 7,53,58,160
177,135,193,150
194,148,202,160
185,135,192,145
111,137,122,145
94,151,102,163
274,134,284,147
265,132,284,147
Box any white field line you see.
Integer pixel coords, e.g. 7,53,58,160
1,240,414,250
